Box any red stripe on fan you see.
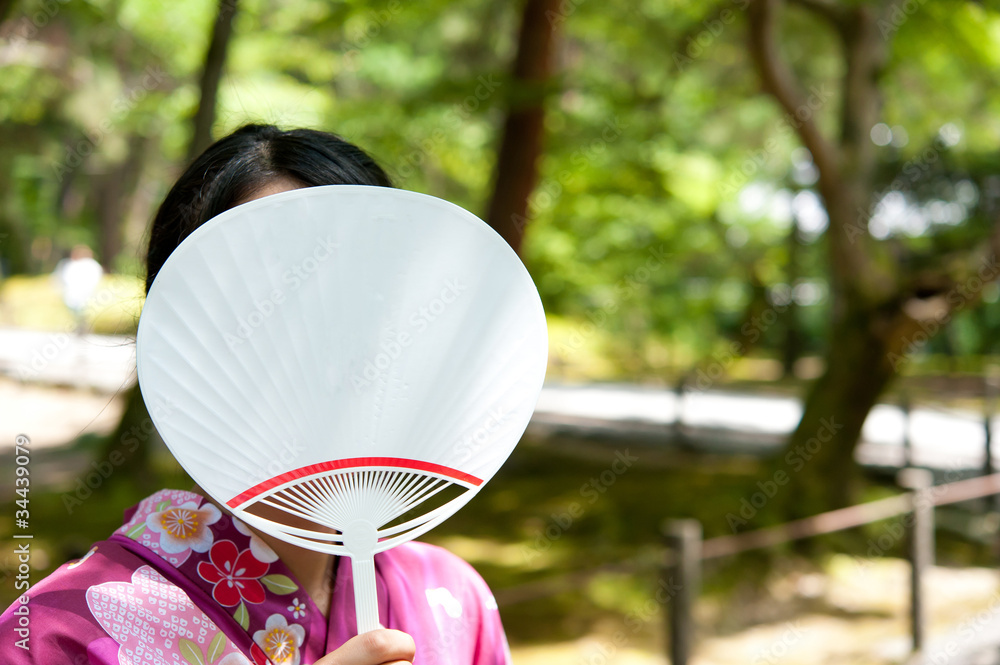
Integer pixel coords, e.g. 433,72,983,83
227,457,483,508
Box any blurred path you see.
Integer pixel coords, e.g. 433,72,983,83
0,328,992,473
0,327,134,394
533,384,992,473
0,378,125,450
913,600,1000,665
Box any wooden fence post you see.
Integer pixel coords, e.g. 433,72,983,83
900,393,913,468
985,368,998,512
898,467,934,654
663,519,702,665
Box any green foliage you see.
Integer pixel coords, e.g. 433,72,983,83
2,0,1000,377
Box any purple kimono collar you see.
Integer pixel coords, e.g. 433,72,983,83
111,489,335,665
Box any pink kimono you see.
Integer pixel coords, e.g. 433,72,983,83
0,489,512,665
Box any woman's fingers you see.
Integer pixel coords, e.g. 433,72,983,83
314,628,416,665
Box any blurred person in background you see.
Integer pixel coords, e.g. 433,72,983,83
53,244,104,333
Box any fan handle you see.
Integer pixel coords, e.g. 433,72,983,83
345,520,380,634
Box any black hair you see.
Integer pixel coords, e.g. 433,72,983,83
144,124,392,293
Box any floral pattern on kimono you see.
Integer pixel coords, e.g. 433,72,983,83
0,489,513,665
85,565,252,665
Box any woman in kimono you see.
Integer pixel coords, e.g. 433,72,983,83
0,125,513,665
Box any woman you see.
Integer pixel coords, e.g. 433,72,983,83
0,125,513,665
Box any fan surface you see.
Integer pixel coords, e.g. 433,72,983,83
136,185,547,633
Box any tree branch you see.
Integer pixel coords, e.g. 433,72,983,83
746,0,839,181
748,0,898,304
836,5,885,186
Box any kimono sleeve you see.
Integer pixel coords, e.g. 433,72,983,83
383,542,513,665
0,546,124,665
458,556,513,665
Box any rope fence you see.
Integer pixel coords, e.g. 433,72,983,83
663,470,1000,665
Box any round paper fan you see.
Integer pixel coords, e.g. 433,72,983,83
135,185,548,634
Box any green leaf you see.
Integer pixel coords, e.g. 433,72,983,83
261,574,298,595
233,602,249,630
207,632,226,664
179,638,205,665
156,501,172,511
125,523,146,539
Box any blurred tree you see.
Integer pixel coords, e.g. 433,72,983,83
93,134,150,270
747,0,1000,512
484,0,562,254
0,1,14,25
187,0,239,162
780,216,803,376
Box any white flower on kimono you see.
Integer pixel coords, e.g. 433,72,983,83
87,565,249,665
233,516,280,563
146,500,221,554
253,613,305,665
287,597,307,619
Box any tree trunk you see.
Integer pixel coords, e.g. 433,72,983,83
483,0,562,255
0,0,16,24
781,303,921,513
733,272,770,354
746,0,908,512
0,213,30,275
781,216,802,377
95,134,147,270
96,383,158,494
186,0,239,163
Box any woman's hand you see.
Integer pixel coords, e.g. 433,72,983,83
314,628,416,665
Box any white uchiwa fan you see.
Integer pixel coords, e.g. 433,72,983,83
136,185,547,634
